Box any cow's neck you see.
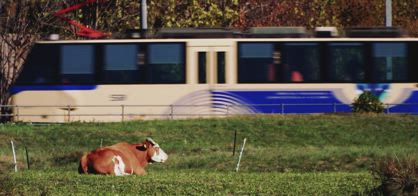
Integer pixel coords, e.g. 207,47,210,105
134,148,151,167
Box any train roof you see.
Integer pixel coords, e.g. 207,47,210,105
40,27,417,43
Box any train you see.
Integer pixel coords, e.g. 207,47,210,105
10,27,418,122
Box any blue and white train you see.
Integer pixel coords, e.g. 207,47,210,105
11,27,418,122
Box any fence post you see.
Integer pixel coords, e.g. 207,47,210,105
25,146,30,170
11,141,17,172
170,105,174,120
121,105,125,122
67,105,71,122
226,105,230,117
232,129,237,156
235,138,247,172
333,103,337,113
16,105,19,122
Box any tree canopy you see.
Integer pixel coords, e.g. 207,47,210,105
1,0,417,38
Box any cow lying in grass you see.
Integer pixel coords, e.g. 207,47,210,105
78,138,168,176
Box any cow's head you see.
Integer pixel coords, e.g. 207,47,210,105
136,138,168,163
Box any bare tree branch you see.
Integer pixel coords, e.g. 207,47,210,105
0,1,60,121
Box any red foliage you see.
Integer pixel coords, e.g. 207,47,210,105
233,0,417,36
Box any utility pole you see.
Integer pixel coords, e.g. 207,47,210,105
385,0,392,27
140,0,147,37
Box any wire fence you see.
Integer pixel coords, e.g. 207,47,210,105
1,103,418,122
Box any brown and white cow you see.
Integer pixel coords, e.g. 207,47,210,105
78,138,168,176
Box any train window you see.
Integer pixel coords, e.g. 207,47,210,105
60,45,95,84
238,43,274,83
147,43,185,83
103,44,139,83
372,43,407,82
16,44,58,84
217,52,226,83
198,52,207,84
282,43,320,82
411,42,418,81
328,43,365,82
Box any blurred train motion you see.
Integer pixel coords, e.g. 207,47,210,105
10,27,418,122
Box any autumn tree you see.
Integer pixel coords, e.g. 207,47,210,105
0,0,145,121
392,0,418,36
234,0,417,36
148,0,239,29
53,0,140,39
0,1,60,121
235,0,349,29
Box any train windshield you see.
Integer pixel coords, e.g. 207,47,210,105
16,42,186,85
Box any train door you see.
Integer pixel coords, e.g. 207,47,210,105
188,46,233,86
185,46,234,116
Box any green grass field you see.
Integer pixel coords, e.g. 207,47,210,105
0,114,417,195
1,170,376,195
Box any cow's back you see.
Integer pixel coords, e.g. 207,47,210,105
79,142,139,175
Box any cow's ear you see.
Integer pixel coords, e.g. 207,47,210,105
136,144,147,151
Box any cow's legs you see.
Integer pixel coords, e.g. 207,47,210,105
132,167,146,175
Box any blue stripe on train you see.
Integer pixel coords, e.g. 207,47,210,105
10,85,97,94
388,91,418,113
10,85,418,114
212,90,418,114
212,90,352,113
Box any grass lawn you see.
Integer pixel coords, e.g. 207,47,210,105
1,170,377,195
0,114,417,194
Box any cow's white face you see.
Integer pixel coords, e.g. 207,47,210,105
150,143,168,163
147,138,168,163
